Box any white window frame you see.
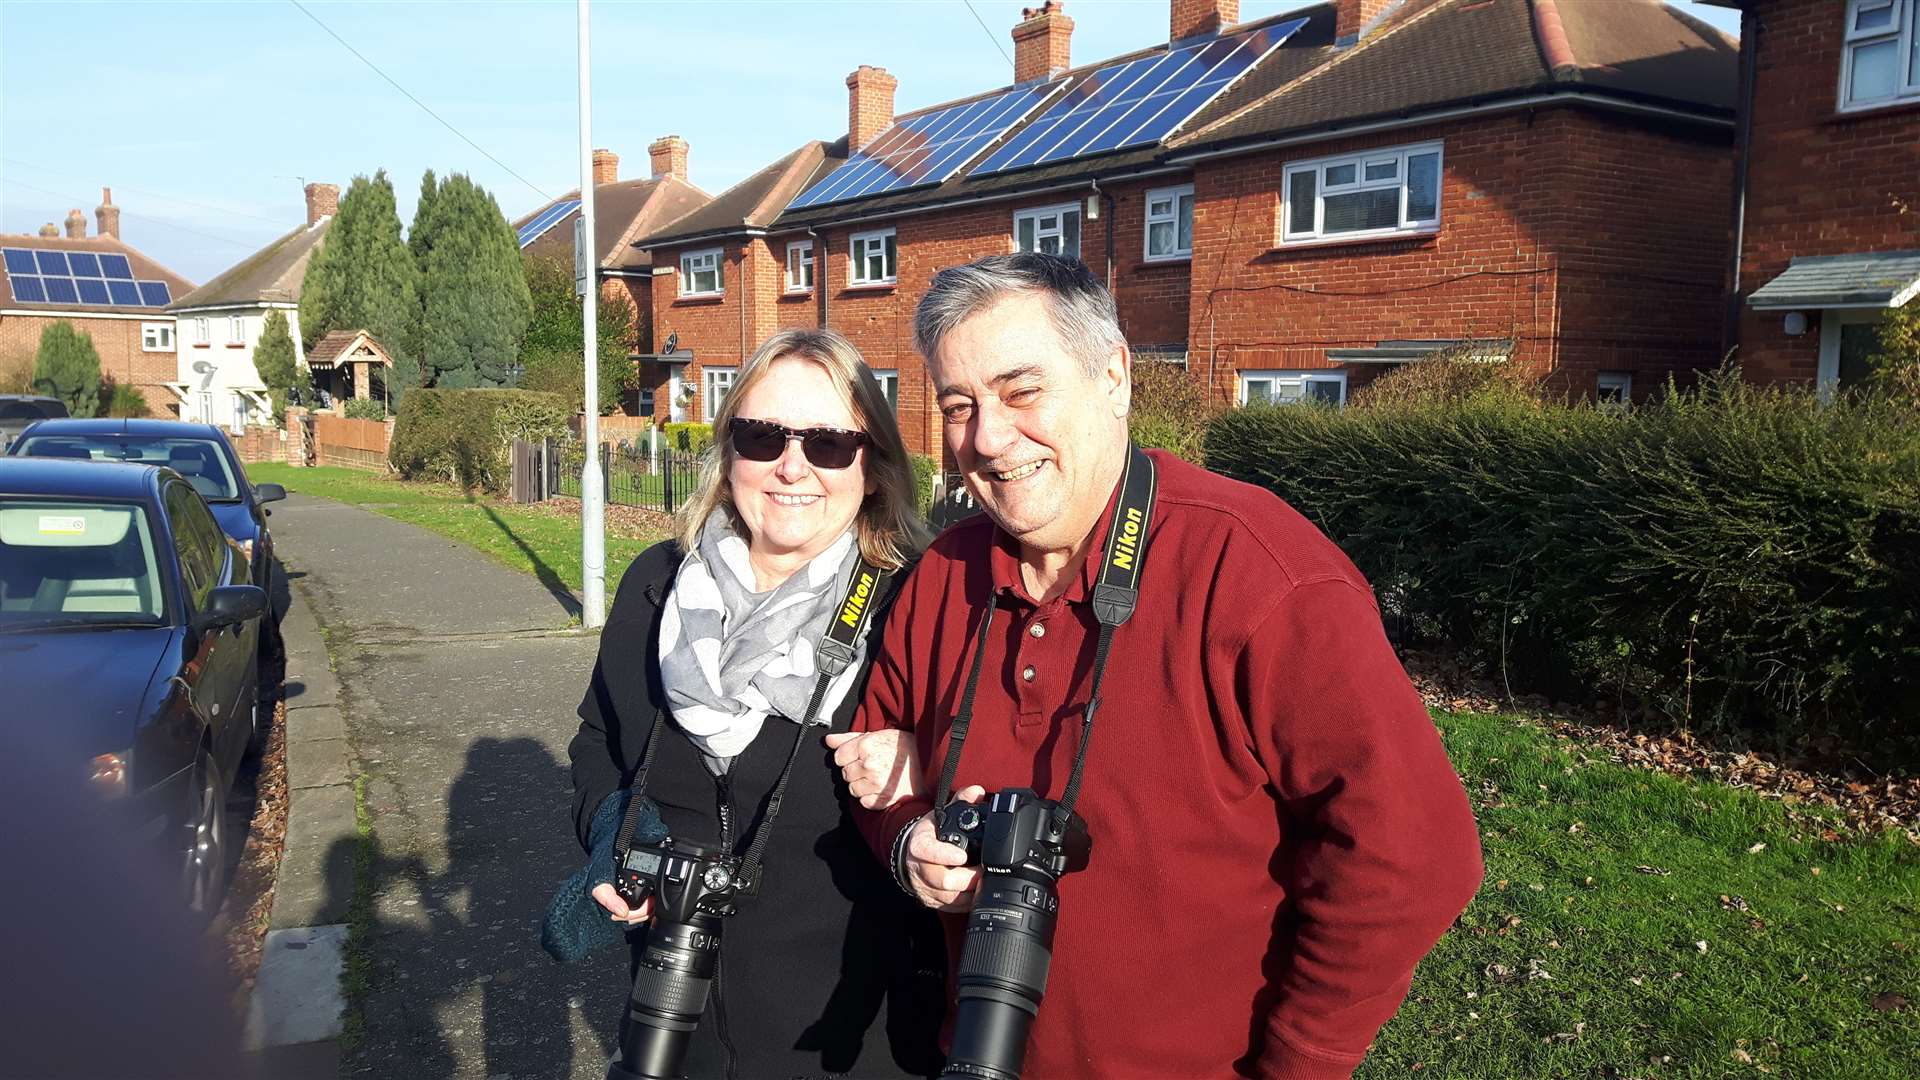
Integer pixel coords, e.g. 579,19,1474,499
140,322,172,351
1238,369,1347,407
849,228,897,286
1012,203,1081,259
785,240,815,293
230,392,249,433
193,317,210,346
1596,371,1633,408
702,365,737,423
227,315,245,345
1280,141,1444,244
1144,184,1196,262
679,248,724,298
1817,309,1888,401
1839,0,1920,112
867,367,899,412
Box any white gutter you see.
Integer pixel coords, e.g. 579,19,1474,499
1166,91,1734,165
1,308,172,322
168,300,299,315
635,227,768,253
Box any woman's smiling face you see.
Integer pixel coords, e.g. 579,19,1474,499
727,356,872,572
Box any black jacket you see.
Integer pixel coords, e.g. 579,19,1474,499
569,540,945,1080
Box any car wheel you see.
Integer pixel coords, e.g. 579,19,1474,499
183,750,229,920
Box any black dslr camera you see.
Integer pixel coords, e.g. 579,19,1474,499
935,789,1091,1080
605,838,750,1080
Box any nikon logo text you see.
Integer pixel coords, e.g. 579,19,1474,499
1110,507,1144,572
839,572,876,628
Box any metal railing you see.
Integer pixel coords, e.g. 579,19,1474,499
541,438,707,514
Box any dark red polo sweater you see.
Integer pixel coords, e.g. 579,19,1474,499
854,450,1483,1079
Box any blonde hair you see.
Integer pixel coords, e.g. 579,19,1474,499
675,328,930,570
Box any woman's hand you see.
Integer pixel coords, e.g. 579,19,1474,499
824,728,921,810
591,882,653,925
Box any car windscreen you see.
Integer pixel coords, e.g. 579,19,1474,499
1,401,66,420
13,436,240,501
0,498,166,629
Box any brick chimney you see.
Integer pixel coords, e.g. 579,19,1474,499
1013,1,1074,83
1171,0,1237,41
64,209,86,239
94,187,120,240
847,66,898,152
1335,0,1396,45
593,148,619,185
304,182,339,227
38,223,58,238
648,136,689,182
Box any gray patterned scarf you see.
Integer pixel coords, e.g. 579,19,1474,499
657,511,865,762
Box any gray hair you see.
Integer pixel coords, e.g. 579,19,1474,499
913,252,1126,378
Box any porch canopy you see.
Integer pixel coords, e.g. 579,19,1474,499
1748,250,1920,311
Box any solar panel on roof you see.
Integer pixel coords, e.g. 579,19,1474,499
107,280,141,306
3,249,37,275
971,18,1306,176
137,281,171,306
98,253,134,279
68,252,101,278
35,250,71,276
11,276,47,303
0,246,175,308
76,279,110,305
517,198,581,248
43,278,78,304
786,82,1061,211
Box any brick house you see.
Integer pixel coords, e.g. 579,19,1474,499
165,182,335,430
640,0,1738,457
513,140,709,412
1704,0,1920,394
1,189,194,415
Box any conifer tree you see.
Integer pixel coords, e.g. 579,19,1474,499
417,174,532,388
519,254,635,414
31,321,102,418
409,168,439,270
299,170,422,403
253,309,301,420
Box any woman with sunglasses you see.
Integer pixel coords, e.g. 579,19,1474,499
567,328,943,1078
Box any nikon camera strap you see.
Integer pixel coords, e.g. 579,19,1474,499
614,558,893,894
932,444,1157,828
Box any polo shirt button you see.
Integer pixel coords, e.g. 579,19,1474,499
1021,665,1036,682
1028,623,1045,639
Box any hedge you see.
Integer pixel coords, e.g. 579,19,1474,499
388,387,568,492
910,454,938,518
1204,373,1920,757
661,422,714,454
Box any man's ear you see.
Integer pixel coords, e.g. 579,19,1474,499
1103,343,1132,418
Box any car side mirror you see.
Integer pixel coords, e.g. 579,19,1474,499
194,585,267,631
254,482,287,504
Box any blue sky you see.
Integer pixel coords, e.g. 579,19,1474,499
0,1,1740,285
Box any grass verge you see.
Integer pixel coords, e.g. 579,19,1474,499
249,463,668,594
1370,710,1920,1077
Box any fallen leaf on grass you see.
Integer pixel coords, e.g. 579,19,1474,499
1543,1022,1585,1043
1695,940,1710,953
1732,1049,1754,1064
1720,894,1751,912
1748,842,1767,854
1870,992,1909,1013
1636,865,1672,876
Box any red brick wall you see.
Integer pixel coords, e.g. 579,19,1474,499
0,314,177,416
1733,0,1920,383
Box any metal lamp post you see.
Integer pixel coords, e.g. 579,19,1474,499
577,0,606,628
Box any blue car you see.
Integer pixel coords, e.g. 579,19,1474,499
0,457,267,917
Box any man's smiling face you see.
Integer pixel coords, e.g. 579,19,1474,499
929,290,1130,558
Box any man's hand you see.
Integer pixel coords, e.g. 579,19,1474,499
824,729,921,810
900,784,986,912
591,882,652,925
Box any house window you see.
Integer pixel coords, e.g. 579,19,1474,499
1145,184,1195,260
1013,204,1081,259
1282,142,1443,243
230,392,249,433
227,316,245,345
867,367,899,412
141,322,173,351
1596,371,1632,408
1841,0,1920,110
786,240,815,292
193,318,210,346
702,366,737,422
1239,369,1346,406
197,391,214,424
679,248,724,297
850,229,897,286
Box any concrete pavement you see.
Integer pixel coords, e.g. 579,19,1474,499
264,491,634,1080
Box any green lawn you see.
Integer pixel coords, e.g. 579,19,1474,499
249,463,668,596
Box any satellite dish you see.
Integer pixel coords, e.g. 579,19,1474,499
663,332,679,356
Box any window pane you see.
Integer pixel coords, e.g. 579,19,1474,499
1245,379,1273,404
1177,193,1194,251
883,234,896,276
1855,1,1895,32
1063,212,1080,259
1408,153,1440,220
1288,172,1316,234
1838,323,1881,387
1324,163,1356,186
1018,217,1036,251
1323,188,1400,233
1149,197,1172,217
1148,221,1175,256
1364,160,1397,181
1851,39,1899,100
1306,380,1342,405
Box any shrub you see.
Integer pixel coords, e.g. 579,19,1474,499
1127,358,1223,463
32,322,102,418
661,422,714,454
343,397,387,421
1205,370,1920,758
254,310,300,422
1348,344,1543,409
100,380,149,418
909,454,939,518
0,347,32,394
388,387,567,491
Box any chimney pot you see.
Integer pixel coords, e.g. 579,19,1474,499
95,186,120,240
1170,0,1238,41
846,66,899,152
1334,0,1395,45
38,223,59,238
1013,1,1074,83
304,182,340,228
647,136,689,182
64,209,86,239
593,148,620,186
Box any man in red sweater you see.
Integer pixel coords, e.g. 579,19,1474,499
846,253,1483,1079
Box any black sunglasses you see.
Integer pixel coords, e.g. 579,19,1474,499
728,417,869,470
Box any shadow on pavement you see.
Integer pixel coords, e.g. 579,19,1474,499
476,504,584,622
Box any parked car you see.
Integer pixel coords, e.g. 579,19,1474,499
0,457,266,917
0,395,69,452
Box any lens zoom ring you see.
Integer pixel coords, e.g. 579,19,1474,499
957,927,1051,993
631,963,712,1021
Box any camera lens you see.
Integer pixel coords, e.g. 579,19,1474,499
941,868,1058,1080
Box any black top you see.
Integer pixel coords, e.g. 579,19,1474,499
569,540,944,1080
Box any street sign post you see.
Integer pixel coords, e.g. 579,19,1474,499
573,216,590,298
